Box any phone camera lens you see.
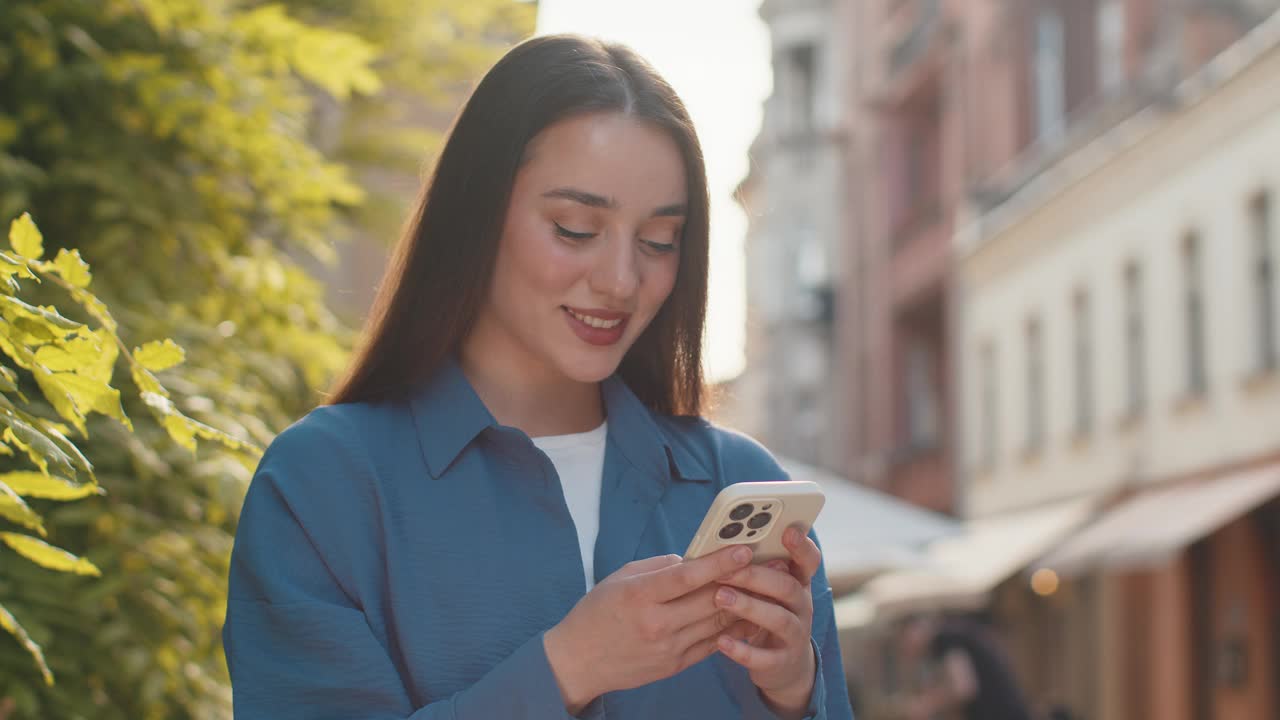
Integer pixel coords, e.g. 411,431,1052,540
747,512,772,530
719,522,744,540
729,503,754,521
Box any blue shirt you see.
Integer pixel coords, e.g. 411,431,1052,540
223,360,854,719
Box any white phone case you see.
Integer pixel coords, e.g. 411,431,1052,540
683,481,826,565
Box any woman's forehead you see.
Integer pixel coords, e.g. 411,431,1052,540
518,112,687,210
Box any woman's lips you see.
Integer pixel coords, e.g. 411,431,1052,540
562,306,629,346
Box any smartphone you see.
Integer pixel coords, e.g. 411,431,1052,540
683,481,825,565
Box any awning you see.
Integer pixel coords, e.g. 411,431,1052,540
831,592,876,631
857,496,1098,621
779,457,961,592
1035,463,1280,577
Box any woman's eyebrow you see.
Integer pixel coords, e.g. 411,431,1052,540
543,187,687,218
543,187,614,209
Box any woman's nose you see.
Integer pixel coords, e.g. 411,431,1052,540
590,233,640,300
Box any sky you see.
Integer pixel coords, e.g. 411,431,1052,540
535,0,772,383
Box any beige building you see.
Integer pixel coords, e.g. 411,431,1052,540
960,31,1280,517
956,12,1280,720
840,6,1280,720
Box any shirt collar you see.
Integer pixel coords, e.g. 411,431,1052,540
409,356,710,483
409,356,497,478
599,374,711,484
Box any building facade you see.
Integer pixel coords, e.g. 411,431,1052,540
839,0,1280,515
826,2,1280,719
734,0,853,469
958,7,1280,720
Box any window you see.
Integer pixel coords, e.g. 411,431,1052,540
905,337,940,450
1073,289,1094,435
784,43,817,135
1183,233,1208,394
1124,262,1146,416
980,341,999,471
1097,0,1126,93
1026,317,1045,452
1252,192,1277,371
1035,7,1066,139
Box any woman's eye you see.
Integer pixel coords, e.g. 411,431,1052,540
553,222,595,240
641,239,678,254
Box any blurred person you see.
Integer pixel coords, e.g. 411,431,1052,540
896,614,1034,720
221,34,854,720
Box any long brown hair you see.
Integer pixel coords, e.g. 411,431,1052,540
328,35,709,415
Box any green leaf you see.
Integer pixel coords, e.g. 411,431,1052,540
162,414,197,452
62,373,130,428
134,339,185,372
12,316,57,343
82,328,119,384
0,602,53,686
52,248,93,288
32,367,88,435
34,335,106,373
0,294,82,330
0,472,101,501
0,532,101,576
143,391,248,454
1,415,77,477
69,286,117,332
0,364,18,393
0,396,90,479
27,418,92,478
0,250,36,280
35,369,131,431
131,367,167,397
8,212,44,260
0,480,46,535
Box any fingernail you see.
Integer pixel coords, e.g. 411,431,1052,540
769,560,788,572
718,635,735,651
716,587,737,606
786,528,800,545
733,547,752,564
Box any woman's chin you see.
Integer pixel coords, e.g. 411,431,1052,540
555,348,626,384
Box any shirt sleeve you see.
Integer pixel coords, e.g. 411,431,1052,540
735,530,855,720
712,429,856,719
804,539,856,720
223,416,596,720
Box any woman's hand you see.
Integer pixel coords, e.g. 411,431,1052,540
714,527,823,719
544,546,756,713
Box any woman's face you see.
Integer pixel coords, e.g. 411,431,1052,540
473,111,687,386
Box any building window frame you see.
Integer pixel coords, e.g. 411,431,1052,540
1034,5,1066,140
1072,287,1094,437
1025,315,1046,454
905,335,941,452
1123,261,1146,420
1096,0,1126,94
783,42,817,137
1183,231,1209,396
979,340,999,474
1252,191,1278,373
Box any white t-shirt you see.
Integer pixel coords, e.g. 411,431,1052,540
531,421,607,591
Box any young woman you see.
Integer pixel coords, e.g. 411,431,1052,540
223,35,853,720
